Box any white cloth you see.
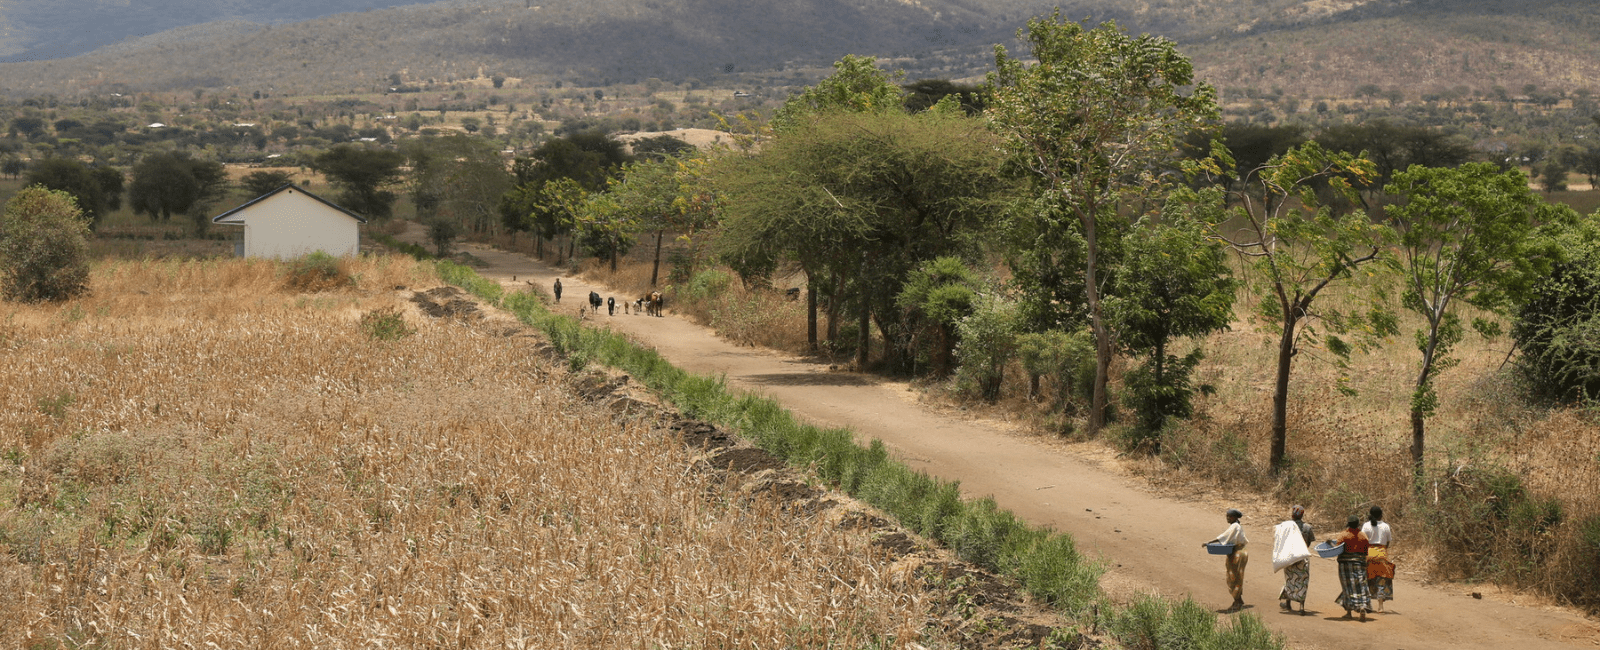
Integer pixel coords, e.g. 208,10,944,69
1212,521,1247,547
1362,521,1393,546
1272,520,1314,572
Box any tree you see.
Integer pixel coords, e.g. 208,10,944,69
1198,142,1396,472
901,79,984,115
1386,163,1575,472
240,170,294,197
1107,198,1236,446
988,14,1218,433
630,134,697,161
128,152,229,233
25,158,109,227
93,167,125,212
1514,218,1600,403
406,135,513,234
771,54,903,131
0,186,91,303
602,157,717,285
500,131,632,259
2,156,26,179
713,107,1011,365
311,145,406,219
896,257,981,377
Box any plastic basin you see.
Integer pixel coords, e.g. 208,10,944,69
1205,543,1235,556
1314,541,1344,558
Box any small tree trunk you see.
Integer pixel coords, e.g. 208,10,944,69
826,271,841,344
1410,407,1427,477
1270,313,1297,473
650,229,664,286
1079,200,1112,434
806,272,818,352
856,297,870,368
1029,374,1041,400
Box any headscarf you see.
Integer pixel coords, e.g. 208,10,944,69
1290,505,1305,519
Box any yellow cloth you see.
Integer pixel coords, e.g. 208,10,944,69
1367,544,1395,580
1226,547,1249,601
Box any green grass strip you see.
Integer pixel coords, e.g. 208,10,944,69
369,232,434,260
437,260,1282,649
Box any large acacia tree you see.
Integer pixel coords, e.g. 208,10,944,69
988,14,1218,433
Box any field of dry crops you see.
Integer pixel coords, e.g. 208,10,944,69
0,256,935,647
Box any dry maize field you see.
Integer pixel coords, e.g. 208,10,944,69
0,257,933,648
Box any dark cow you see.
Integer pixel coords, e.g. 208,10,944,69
589,291,602,313
606,296,616,316
553,278,563,303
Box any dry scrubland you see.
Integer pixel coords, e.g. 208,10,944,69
577,250,1600,602
0,257,930,647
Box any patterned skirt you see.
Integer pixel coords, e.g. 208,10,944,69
1280,559,1310,603
1367,544,1395,601
1335,554,1371,612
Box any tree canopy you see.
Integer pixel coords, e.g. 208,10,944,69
988,13,1218,433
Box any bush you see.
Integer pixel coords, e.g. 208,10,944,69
953,293,1020,402
1514,219,1600,403
1017,329,1095,409
1420,463,1564,584
0,186,91,303
359,306,414,341
282,251,349,292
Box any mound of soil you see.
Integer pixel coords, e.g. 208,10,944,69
410,286,482,320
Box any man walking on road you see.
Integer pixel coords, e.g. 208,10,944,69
553,278,562,303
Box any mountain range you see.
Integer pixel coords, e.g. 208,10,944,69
0,0,1595,98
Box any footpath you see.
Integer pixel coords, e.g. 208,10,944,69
435,235,1600,650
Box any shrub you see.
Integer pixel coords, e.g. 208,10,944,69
359,306,414,341
953,293,1020,402
0,186,92,303
1420,463,1564,583
282,251,349,292
1017,329,1095,409
1514,219,1600,403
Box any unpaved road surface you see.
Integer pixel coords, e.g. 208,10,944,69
439,237,1600,650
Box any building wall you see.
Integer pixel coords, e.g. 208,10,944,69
234,189,361,259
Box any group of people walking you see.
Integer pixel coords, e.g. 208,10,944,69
1202,506,1394,620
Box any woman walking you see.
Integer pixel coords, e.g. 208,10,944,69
1274,505,1314,614
1202,508,1249,612
1329,515,1372,621
1363,505,1395,612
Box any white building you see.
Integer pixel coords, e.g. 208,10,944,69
212,185,366,259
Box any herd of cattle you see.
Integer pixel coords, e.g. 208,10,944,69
549,277,662,317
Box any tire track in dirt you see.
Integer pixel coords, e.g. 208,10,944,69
430,234,1600,650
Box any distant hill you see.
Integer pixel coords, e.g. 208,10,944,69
0,0,1595,98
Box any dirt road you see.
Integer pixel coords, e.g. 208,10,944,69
444,239,1600,650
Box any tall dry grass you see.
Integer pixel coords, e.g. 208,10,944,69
0,256,931,647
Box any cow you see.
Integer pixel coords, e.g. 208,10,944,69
589,291,602,314
647,291,664,317
634,297,645,314
606,296,616,316
785,287,801,301
553,278,563,303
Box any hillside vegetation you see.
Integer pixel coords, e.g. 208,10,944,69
1,0,1599,97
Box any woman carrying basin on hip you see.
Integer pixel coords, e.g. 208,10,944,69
1201,508,1248,612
